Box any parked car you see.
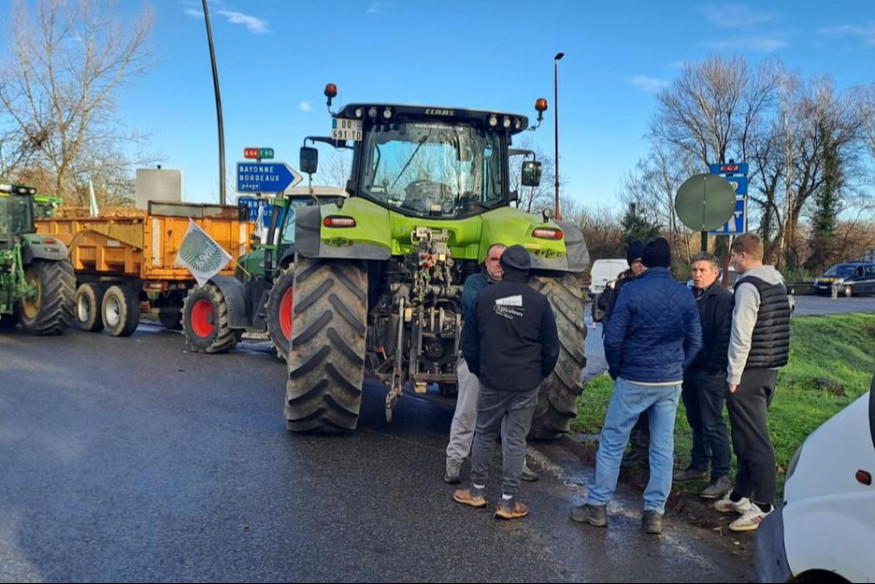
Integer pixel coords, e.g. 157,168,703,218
756,372,875,583
836,263,875,297
589,258,628,297
811,261,871,296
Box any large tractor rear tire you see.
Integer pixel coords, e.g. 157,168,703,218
528,273,587,440
19,259,75,335
181,283,241,353
285,257,367,433
265,265,295,361
75,282,107,332
101,284,140,337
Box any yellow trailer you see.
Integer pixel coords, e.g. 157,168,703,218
36,201,254,336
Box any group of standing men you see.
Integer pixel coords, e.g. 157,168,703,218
574,232,791,534
446,232,791,536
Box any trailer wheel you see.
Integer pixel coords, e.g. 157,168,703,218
528,273,587,440
181,283,241,353
75,283,107,332
19,259,75,335
101,285,140,337
285,256,367,433
265,265,295,361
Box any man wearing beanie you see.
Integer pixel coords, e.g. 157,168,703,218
571,236,702,535
453,244,560,520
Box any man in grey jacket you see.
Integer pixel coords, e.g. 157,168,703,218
715,233,791,532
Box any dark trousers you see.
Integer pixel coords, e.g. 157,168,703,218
726,368,778,507
682,368,732,480
470,384,539,498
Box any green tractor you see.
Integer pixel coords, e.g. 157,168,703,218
0,183,75,333
181,186,346,359
284,85,589,439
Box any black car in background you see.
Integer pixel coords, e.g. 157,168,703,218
811,261,872,296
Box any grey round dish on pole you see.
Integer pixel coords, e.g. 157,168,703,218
674,173,737,252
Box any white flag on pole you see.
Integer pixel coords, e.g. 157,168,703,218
174,219,232,286
88,179,99,217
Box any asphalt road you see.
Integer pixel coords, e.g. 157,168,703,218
0,324,755,583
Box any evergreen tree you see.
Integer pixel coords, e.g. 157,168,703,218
620,202,662,247
805,122,841,272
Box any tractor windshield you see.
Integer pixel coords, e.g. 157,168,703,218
0,196,34,235
361,123,504,217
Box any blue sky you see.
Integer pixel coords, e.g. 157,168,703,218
50,1,875,207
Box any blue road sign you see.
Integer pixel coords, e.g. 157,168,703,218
708,169,747,235
236,162,302,193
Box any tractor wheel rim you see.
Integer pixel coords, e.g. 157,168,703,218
22,270,41,319
105,296,121,328
280,287,293,341
191,298,215,338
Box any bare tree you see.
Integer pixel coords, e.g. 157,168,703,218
0,0,157,204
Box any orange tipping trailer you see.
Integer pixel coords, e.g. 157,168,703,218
36,201,254,336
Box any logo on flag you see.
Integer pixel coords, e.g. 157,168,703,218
175,219,232,286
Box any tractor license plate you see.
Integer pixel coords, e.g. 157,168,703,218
332,118,363,141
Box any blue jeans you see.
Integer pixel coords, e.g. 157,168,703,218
586,377,682,514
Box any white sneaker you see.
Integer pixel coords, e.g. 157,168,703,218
729,503,771,532
714,493,751,514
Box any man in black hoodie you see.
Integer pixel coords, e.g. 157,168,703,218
452,245,560,520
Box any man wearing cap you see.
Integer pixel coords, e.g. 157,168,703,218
452,244,559,520
443,243,539,484
593,241,651,470
571,237,701,535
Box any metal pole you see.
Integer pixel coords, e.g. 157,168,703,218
202,0,226,205
554,52,564,220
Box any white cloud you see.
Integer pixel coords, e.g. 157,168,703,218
625,75,670,93
217,10,269,34
816,23,875,46
367,2,390,14
700,4,775,29
184,8,202,19
704,35,787,52
299,101,312,112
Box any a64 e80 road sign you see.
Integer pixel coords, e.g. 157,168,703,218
236,162,302,193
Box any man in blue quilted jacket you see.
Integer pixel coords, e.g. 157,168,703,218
570,237,702,535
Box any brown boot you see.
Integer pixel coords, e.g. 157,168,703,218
494,497,529,520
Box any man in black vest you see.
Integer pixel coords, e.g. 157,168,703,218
452,245,559,520
716,233,791,532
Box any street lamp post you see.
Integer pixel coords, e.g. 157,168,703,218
554,52,564,220
202,0,226,205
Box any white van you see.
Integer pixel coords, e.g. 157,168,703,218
756,374,875,582
589,259,628,297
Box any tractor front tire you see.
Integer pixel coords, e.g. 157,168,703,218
181,283,241,353
528,273,587,440
265,265,295,361
75,282,107,332
101,285,140,337
19,259,75,335
285,257,367,433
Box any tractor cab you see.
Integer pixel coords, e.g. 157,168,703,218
299,86,546,218
0,183,37,239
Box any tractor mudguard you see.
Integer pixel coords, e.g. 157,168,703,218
20,234,69,264
208,275,250,329
295,205,391,261
556,221,590,272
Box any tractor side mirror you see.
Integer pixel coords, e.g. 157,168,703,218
521,160,542,187
300,146,319,175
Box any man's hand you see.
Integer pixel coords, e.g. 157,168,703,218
728,383,738,393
